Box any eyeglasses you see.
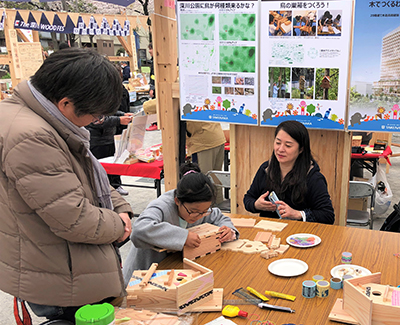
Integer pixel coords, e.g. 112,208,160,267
92,114,105,125
181,202,211,218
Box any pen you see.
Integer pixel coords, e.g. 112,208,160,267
258,302,295,313
264,290,296,301
247,286,269,301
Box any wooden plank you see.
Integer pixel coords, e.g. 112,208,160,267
231,218,256,228
0,55,11,65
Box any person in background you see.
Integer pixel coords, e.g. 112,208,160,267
146,43,158,131
186,121,226,204
86,112,133,196
122,163,239,286
0,48,133,323
121,61,131,82
243,120,335,224
86,63,133,196
59,42,70,50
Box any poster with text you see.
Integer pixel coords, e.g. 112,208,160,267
260,0,352,130
349,1,400,132
178,0,259,125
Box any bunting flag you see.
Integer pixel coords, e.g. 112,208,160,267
0,10,5,30
12,10,130,36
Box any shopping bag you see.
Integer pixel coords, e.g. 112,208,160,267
374,164,393,215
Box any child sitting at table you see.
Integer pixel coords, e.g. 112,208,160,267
122,163,239,286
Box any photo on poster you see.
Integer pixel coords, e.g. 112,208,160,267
212,76,222,84
180,13,215,40
219,13,256,41
225,87,234,95
234,76,244,85
317,10,342,36
222,76,231,84
245,88,254,96
349,2,400,131
245,77,254,86
212,86,222,94
235,87,244,95
292,10,317,37
220,46,256,72
315,68,339,101
269,10,292,36
291,68,314,99
268,67,290,99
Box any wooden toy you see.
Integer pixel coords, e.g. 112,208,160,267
274,244,289,254
221,239,268,254
127,258,220,315
183,223,222,260
328,272,400,324
254,220,288,232
230,218,256,228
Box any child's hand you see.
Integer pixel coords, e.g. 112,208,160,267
218,226,234,243
185,231,201,248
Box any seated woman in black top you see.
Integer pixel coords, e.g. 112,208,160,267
243,120,335,224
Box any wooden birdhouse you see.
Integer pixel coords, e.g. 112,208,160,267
126,258,220,315
329,273,400,324
183,223,222,260
321,75,331,89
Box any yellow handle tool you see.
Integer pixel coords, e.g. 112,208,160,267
264,290,296,301
246,287,269,301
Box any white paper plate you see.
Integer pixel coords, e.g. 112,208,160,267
330,264,372,278
268,258,308,277
286,233,321,248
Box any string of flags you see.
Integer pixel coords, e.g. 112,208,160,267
0,9,130,36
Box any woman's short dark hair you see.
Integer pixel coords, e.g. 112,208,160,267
175,163,216,204
267,120,313,204
31,48,122,117
148,43,153,50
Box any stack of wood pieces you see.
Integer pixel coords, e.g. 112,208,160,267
254,231,290,260
114,307,186,324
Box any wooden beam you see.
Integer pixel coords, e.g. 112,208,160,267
154,0,179,191
117,36,132,57
16,29,30,43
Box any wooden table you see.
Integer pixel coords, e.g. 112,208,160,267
158,215,400,324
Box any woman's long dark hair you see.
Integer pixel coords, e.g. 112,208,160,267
175,163,216,204
266,120,313,204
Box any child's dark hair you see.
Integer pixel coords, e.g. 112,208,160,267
175,163,216,204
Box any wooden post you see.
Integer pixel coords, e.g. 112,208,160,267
153,0,179,191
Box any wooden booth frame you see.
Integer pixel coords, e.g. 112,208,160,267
0,8,149,88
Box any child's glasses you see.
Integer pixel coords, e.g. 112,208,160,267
181,203,211,218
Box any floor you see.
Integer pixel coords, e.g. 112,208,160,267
1,129,399,324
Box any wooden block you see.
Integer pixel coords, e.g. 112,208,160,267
221,239,268,254
254,231,272,243
275,244,289,254
267,234,275,248
270,237,281,249
164,270,175,286
231,218,256,227
254,220,288,232
383,285,390,302
260,250,278,260
140,263,158,287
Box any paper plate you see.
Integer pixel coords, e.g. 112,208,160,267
286,233,321,248
268,258,308,277
330,264,372,278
